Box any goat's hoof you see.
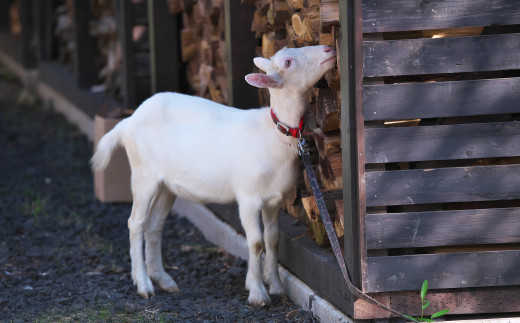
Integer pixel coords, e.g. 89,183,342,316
248,288,271,307
137,288,155,299
151,272,180,293
160,280,180,293
136,277,155,298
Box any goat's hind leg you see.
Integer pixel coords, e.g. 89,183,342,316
145,186,179,293
128,178,157,298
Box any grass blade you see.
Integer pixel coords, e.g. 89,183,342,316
431,308,450,319
420,280,428,300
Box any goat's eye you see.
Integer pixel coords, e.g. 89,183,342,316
284,60,291,68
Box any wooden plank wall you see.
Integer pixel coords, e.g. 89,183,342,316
359,0,520,300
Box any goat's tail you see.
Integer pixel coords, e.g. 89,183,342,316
90,119,127,171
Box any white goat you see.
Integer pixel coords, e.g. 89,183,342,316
91,45,336,306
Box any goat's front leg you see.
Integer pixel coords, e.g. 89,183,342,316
238,198,270,306
262,205,285,296
128,184,156,298
145,187,179,293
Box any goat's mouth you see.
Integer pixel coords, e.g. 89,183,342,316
321,55,337,64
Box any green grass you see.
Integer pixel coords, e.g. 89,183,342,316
13,302,176,323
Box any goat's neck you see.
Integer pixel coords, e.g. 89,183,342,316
268,89,307,128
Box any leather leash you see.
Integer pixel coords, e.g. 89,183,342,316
297,137,417,322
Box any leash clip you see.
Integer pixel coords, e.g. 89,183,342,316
297,136,308,156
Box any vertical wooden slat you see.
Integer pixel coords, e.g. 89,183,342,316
18,0,36,68
224,0,258,109
0,0,9,31
114,0,136,109
339,0,363,296
72,0,97,87
148,0,181,93
34,0,53,62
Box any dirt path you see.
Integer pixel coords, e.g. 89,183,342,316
0,64,316,322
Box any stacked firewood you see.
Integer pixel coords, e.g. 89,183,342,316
9,0,21,35
168,0,228,104
53,0,75,72
250,0,342,244
90,0,122,98
164,0,342,245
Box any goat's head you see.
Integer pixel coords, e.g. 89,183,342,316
245,45,336,94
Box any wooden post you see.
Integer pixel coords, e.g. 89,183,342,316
339,0,363,293
224,0,258,109
148,0,181,93
113,0,137,109
0,0,9,31
18,0,36,68
72,0,98,87
33,0,53,62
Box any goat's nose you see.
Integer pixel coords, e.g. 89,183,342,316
323,46,333,52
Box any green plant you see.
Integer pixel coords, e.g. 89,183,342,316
23,194,47,223
404,280,450,322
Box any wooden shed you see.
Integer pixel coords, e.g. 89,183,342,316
2,0,520,320
340,0,520,318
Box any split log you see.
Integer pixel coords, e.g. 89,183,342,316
286,0,303,10
268,0,292,27
313,128,341,159
320,152,342,185
166,0,183,14
262,30,287,58
175,0,228,104
334,199,344,238
316,88,340,132
301,196,328,245
291,13,312,42
320,0,339,33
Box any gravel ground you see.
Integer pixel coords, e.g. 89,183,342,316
0,64,317,322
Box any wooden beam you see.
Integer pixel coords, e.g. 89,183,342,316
363,33,520,77
72,0,98,87
18,0,36,68
339,0,363,295
148,0,181,93
365,250,520,292
114,0,137,109
366,164,520,207
365,121,520,163
354,286,520,319
363,77,520,121
224,0,259,109
362,0,520,33
33,0,53,61
0,0,9,31
366,207,520,249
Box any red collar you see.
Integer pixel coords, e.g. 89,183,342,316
270,108,304,139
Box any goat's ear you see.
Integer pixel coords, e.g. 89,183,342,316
253,57,272,72
245,73,282,89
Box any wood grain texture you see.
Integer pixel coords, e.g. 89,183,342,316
363,33,520,77
364,250,520,292
354,286,520,318
363,77,520,121
362,0,520,33
365,207,520,249
365,121,520,163
365,164,520,207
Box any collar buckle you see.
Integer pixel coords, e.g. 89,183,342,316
271,108,304,139
276,122,290,136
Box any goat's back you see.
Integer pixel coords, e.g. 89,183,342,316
119,92,296,204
